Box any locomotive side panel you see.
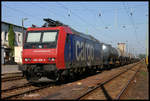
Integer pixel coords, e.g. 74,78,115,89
70,34,87,68
64,34,102,69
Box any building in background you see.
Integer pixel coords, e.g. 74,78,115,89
117,43,126,56
1,21,26,64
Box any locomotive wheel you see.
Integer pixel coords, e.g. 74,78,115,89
47,71,61,82
26,72,41,83
25,65,42,83
69,69,75,80
55,72,61,82
57,73,67,82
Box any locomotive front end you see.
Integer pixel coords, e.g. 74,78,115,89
23,29,58,64
19,27,63,82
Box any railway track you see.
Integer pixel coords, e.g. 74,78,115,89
76,61,141,100
1,72,56,100
36,61,142,100
1,61,142,100
1,83,32,93
1,82,55,100
2,72,24,82
1,72,22,76
115,63,141,99
2,76,25,82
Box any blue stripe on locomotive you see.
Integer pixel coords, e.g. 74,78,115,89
64,34,103,68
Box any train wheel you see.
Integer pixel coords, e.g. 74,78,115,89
69,69,75,80
26,72,41,83
107,65,111,70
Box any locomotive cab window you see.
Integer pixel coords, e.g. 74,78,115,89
24,30,59,49
42,32,57,42
26,32,41,42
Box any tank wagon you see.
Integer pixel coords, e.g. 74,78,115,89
102,43,119,69
19,18,139,83
101,43,137,69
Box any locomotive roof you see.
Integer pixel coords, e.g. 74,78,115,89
43,18,100,43
70,27,100,43
30,18,100,43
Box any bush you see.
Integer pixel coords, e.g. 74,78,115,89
8,24,15,58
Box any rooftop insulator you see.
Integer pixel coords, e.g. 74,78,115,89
122,25,126,28
99,13,101,16
32,24,37,28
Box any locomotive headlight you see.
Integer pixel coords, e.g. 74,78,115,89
51,58,55,61
48,58,55,62
24,58,31,62
25,58,28,62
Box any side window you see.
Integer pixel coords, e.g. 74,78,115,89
66,34,70,43
5,31,8,41
18,34,20,43
66,34,72,50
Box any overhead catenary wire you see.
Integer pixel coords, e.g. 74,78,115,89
56,2,116,43
122,2,144,55
78,3,147,48
4,2,102,41
29,2,86,33
56,2,102,35
77,2,118,44
3,2,86,35
3,4,40,20
3,3,79,31
2,2,146,53
3,4,44,27
123,3,139,42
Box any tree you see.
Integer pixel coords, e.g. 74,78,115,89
8,24,15,61
138,54,146,59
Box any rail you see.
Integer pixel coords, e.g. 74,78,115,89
76,61,141,100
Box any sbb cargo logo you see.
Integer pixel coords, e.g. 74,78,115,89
76,40,94,61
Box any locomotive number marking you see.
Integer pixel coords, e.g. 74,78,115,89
76,40,94,61
33,59,46,61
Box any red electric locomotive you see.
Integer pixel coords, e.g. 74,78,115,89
19,18,103,82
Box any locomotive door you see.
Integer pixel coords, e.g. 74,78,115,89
65,34,73,68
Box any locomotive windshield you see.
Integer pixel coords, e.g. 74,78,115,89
26,32,41,42
42,32,57,42
26,31,58,43
24,30,59,49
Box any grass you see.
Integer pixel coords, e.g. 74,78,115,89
140,71,147,77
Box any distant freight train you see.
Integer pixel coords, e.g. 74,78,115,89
19,18,139,83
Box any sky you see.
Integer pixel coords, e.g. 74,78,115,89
1,1,149,56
